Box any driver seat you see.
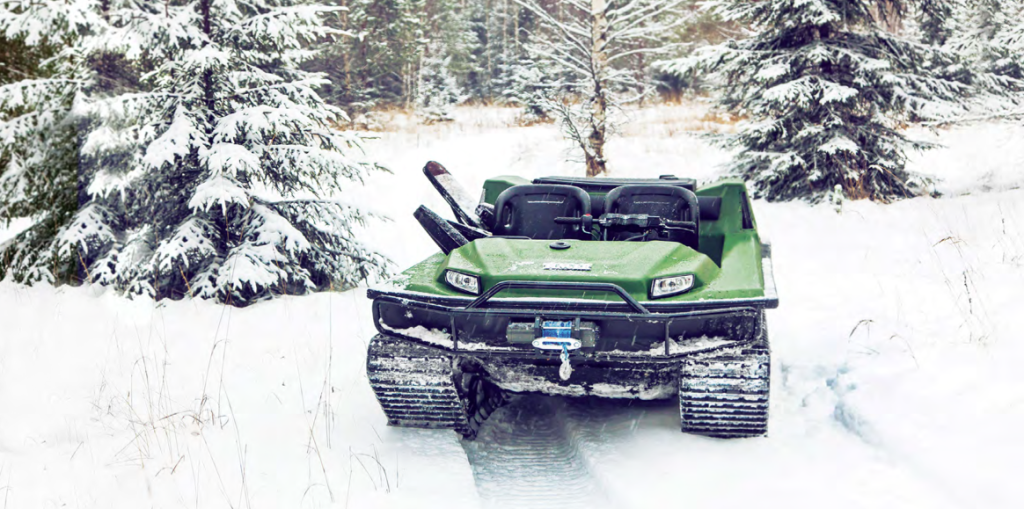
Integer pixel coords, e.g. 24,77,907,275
603,185,700,248
493,184,591,240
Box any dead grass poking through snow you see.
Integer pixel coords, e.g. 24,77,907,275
339,99,734,139
617,101,742,138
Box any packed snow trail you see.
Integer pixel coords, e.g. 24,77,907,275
463,379,969,509
462,396,616,509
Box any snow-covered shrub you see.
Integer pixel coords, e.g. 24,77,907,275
4,0,389,305
662,0,975,202
416,45,466,124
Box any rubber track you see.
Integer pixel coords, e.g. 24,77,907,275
679,342,770,438
367,334,505,439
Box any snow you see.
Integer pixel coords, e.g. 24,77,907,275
142,105,204,169
0,217,32,245
484,370,676,401
0,285,480,509
3,103,1024,508
817,134,860,155
432,172,480,219
379,324,454,349
188,175,251,214
907,121,1024,196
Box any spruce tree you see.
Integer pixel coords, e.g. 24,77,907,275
67,0,388,304
416,43,466,123
664,0,972,202
427,0,480,94
0,0,100,284
948,0,1024,84
503,56,558,123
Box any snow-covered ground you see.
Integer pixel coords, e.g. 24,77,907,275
2,104,1024,508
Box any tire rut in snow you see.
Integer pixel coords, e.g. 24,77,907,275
462,395,614,509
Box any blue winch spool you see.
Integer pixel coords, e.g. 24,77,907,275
541,321,573,339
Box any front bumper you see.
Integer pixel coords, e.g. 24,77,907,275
368,244,778,362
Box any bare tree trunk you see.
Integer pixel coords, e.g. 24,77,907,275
341,0,351,103
586,0,609,177
486,0,493,95
514,3,519,50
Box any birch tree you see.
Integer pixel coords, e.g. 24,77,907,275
516,0,691,176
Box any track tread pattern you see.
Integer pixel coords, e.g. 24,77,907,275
367,335,475,435
679,341,770,438
366,335,507,439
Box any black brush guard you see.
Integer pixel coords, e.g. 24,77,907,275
369,280,775,362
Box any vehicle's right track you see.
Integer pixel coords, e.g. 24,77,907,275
678,341,770,438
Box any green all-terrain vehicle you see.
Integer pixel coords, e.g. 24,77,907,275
366,162,779,439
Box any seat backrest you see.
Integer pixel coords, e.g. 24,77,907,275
494,184,591,240
603,185,699,247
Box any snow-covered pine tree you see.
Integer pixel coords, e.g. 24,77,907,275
468,0,533,101
427,0,480,95
516,0,691,176
0,0,101,284
947,0,1024,84
502,56,559,123
71,0,388,304
416,42,467,123
661,0,971,202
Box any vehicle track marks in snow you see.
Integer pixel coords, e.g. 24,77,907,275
462,395,615,509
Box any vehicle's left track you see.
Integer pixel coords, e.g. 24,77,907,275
366,334,506,439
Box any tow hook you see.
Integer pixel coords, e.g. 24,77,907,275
531,338,580,381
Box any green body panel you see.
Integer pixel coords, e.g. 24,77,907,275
482,175,530,204
692,179,765,299
390,177,767,303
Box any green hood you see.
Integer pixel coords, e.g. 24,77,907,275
444,238,720,300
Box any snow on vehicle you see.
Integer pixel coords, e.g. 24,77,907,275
366,161,779,439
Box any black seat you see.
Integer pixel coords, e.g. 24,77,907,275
494,184,591,240
603,185,700,248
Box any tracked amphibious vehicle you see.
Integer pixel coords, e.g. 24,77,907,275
366,162,779,439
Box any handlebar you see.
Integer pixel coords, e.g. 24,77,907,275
555,213,696,232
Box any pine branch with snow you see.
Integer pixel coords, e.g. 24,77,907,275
916,0,959,45
945,0,1024,88
0,0,104,284
502,56,561,123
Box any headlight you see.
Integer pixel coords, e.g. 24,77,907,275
650,274,695,298
445,270,481,295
